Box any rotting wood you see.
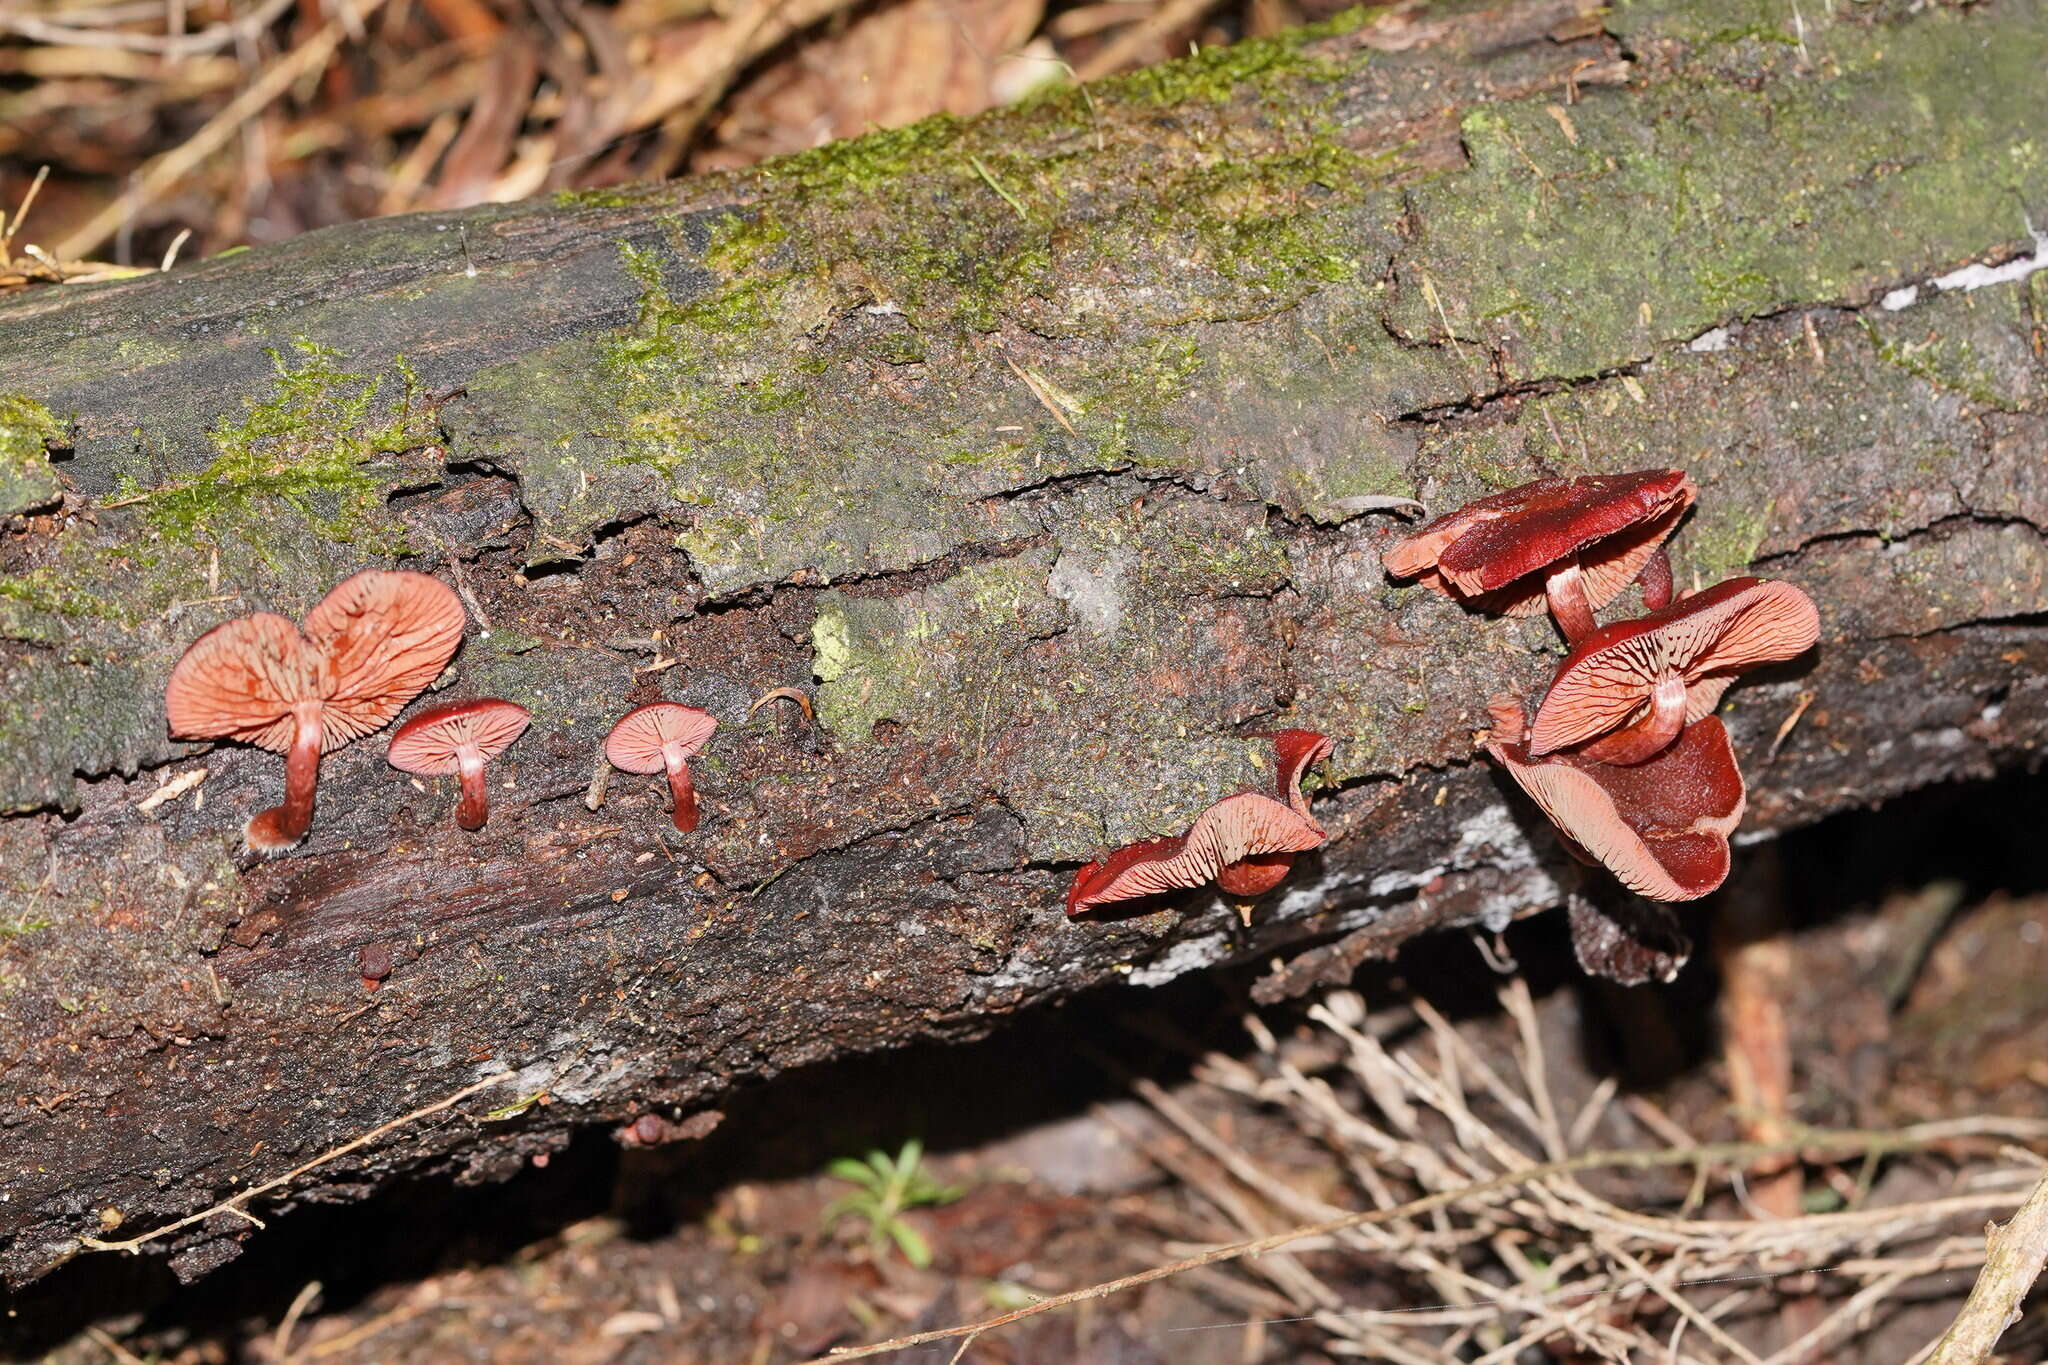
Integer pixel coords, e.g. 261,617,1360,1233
1,0,2046,1287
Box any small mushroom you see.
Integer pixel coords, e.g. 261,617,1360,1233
1067,792,1326,914
605,702,718,832
1068,729,1333,915
1382,470,1695,643
164,570,466,854
386,698,532,829
1529,576,1819,764
1484,701,1747,902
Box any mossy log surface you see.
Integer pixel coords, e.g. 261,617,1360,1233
2,0,2047,1287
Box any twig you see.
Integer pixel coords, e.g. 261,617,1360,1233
804,1119,2041,1364
275,1278,323,1362
747,686,815,728
1921,1168,2048,1365
53,0,396,263
83,1326,147,1365
967,155,1029,221
77,1071,511,1256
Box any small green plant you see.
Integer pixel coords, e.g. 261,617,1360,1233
821,1138,964,1267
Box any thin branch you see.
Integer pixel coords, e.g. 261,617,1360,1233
803,1118,2045,1364
76,1072,512,1256
1922,1168,2048,1365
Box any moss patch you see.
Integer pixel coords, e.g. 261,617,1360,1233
121,340,434,555
1392,10,2048,381
0,394,64,518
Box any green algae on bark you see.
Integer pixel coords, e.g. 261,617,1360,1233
0,394,64,518
1392,7,2048,382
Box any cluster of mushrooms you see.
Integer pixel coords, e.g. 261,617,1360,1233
165,468,1816,931
1064,469,1819,918
163,570,720,852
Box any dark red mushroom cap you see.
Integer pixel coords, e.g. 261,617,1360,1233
301,570,468,747
165,613,325,751
1270,729,1334,822
1529,577,1820,757
387,698,531,773
1383,470,1694,616
605,702,717,773
1066,793,1325,916
1485,716,1747,901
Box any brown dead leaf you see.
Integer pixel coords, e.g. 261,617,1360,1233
702,0,1046,168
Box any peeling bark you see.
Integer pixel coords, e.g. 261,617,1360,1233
1,0,2046,1287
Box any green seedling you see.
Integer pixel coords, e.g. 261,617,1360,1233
821,1138,964,1268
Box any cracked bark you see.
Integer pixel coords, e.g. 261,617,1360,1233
1,0,2047,1288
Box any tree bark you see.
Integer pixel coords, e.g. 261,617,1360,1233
2,0,2046,1287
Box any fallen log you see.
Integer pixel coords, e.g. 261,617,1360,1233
1,0,2045,1287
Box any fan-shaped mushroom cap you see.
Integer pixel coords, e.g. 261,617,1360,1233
1485,716,1747,901
605,703,717,772
164,570,467,854
1530,577,1819,757
1384,470,1694,617
387,698,531,773
1067,793,1325,915
165,613,326,750
302,570,469,747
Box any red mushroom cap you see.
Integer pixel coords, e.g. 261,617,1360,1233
165,613,326,751
1269,728,1334,824
1066,792,1326,915
1485,716,1747,902
605,703,717,772
1529,577,1820,758
1383,470,1694,616
387,698,531,773
301,570,469,748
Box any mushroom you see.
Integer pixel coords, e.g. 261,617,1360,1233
1067,793,1326,914
605,702,718,832
386,698,532,829
1528,577,1819,764
1484,699,1747,902
1067,729,1332,915
1382,470,1695,642
165,570,466,854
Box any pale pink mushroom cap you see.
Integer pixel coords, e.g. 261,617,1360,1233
1067,792,1326,915
605,703,717,773
164,570,467,852
1529,577,1819,757
387,698,531,774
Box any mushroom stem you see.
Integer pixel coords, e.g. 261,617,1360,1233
1578,675,1689,765
1638,546,1676,609
1543,560,1599,644
248,703,323,852
455,747,489,830
662,746,700,833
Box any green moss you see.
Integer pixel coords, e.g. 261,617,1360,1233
552,186,654,210
1861,316,2019,413
1681,503,1772,584
0,393,64,518
1392,11,2048,381
1105,6,1375,106
0,568,125,623
120,340,433,553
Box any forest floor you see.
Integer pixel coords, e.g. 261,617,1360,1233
9,772,2048,1364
